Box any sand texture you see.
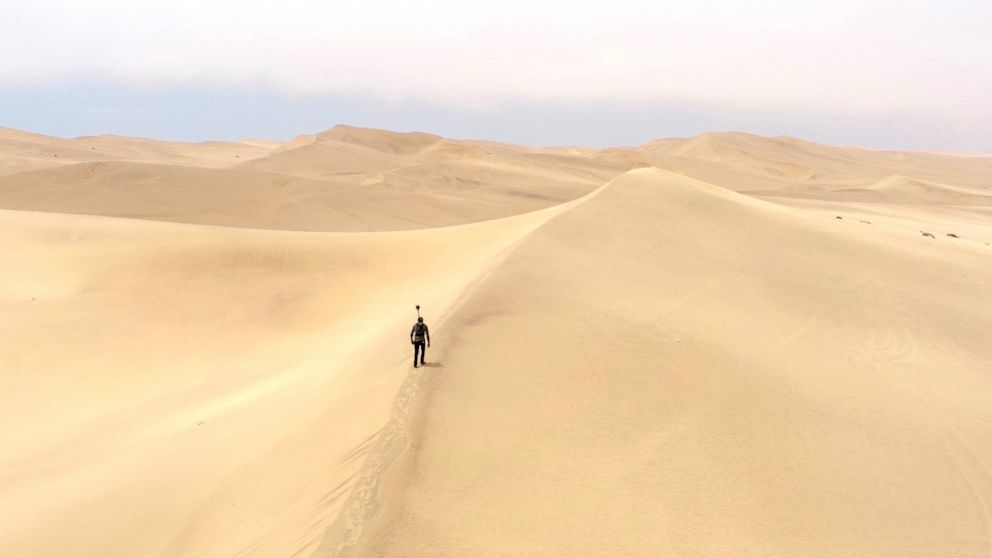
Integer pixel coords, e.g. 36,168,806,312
0,125,990,557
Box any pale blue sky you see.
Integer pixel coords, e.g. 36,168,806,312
2,0,989,149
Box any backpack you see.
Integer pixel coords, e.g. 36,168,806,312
413,322,427,339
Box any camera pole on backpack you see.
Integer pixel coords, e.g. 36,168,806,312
416,304,421,319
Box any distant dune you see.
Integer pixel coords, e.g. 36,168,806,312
0,125,990,558
0,126,274,177
864,174,992,204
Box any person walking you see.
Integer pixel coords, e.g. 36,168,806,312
410,317,430,367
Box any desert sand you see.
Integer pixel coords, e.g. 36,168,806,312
0,125,990,557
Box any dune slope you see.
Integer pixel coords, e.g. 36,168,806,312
0,160,590,231
0,190,591,557
347,169,992,557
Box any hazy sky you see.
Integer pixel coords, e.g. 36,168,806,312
2,0,990,149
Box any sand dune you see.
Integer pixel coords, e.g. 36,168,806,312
236,135,403,179
0,126,274,178
0,160,588,231
863,174,992,204
643,131,992,194
0,126,619,231
755,174,992,208
318,125,445,156
0,187,592,557
1,125,990,557
347,168,992,557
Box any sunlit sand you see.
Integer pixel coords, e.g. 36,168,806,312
1,125,989,557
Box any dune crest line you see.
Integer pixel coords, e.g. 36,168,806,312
342,168,992,558
312,170,630,557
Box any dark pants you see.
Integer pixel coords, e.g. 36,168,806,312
413,341,426,366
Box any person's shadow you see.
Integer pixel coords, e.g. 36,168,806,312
420,362,444,368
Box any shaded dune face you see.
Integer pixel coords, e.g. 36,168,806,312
0,126,990,558
0,196,584,557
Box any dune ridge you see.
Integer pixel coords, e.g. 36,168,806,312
344,168,992,557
